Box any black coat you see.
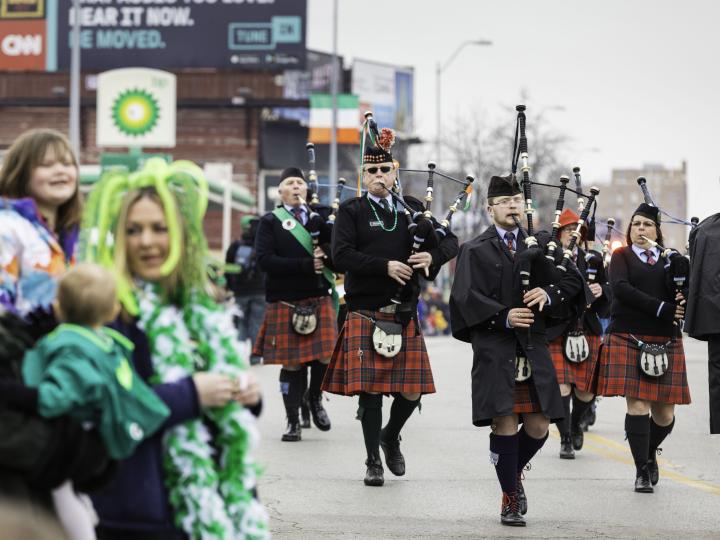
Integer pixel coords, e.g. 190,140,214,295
686,213,720,340
450,226,585,426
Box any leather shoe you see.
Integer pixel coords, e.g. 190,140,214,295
571,424,584,451
559,435,575,459
516,473,528,515
380,429,405,476
634,465,654,493
500,492,526,526
281,420,301,442
309,393,331,431
300,391,311,429
364,455,384,486
647,454,660,486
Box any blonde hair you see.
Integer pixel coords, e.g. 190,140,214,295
0,129,82,234
57,263,117,326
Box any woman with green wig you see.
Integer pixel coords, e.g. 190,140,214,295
82,159,269,540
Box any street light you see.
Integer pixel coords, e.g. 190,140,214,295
435,39,492,167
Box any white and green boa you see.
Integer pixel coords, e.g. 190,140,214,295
136,284,270,540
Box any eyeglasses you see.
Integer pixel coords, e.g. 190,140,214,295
364,166,393,174
492,196,524,207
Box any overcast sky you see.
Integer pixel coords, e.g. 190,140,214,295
307,0,720,221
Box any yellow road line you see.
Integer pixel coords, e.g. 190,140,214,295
549,429,720,496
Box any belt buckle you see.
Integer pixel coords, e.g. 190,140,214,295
378,304,397,314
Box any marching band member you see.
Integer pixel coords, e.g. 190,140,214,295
253,168,337,441
596,203,691,492
322,129,458,487
450,174,584,526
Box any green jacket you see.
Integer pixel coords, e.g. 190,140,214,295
23,324,170,460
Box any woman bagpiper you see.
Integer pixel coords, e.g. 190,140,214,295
597,203,690,493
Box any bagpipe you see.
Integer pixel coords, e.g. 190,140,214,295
298,142,329,288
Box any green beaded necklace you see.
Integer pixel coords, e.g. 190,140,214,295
367,194,398,232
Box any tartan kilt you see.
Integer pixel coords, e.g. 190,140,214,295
253,296,337,367
597,333,691,404
549,333,602,390
322,310,436,396
513,380,542,414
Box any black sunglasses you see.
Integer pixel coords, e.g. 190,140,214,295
365,166,393,174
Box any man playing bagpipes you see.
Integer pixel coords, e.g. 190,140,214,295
253,167,337,442
546,208,610,459
322,122,459,487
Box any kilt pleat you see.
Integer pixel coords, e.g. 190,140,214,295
549,333,602,391
253,296,337,366
513,380,542,414
596,333,691,404
322,311,436,396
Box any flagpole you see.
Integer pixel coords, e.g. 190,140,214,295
329,0,338,197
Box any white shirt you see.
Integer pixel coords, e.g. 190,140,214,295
367,193,394,210
495,225,520,251
284,204,307,225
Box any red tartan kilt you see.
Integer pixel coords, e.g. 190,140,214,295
549,333,602,391
321,311,436,396
253,296,337,367
513,381,542,414
597,333,691,404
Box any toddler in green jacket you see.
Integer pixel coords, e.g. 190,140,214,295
23,263,170,460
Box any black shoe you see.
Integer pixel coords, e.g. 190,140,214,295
308,393,331,431
647,450,661,486
571,424,584,451
634,465,654,493
380,429,406,477
559,435,575,459
364,455,384,486
300,391,311,429
281,420,302,442
500,492,526,526
516,472,528,516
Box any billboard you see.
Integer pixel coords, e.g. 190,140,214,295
0,0,47,70
351,58,414,134
96,68,176,147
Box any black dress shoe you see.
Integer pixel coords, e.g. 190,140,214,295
571,424,584,451
364,455,384,486
634,465,654,493
647,453,660,486
559,435,575,459
300,391,311,429
308,393,331,431
516,473,528,515
380,429,405,476
281,420,302,442
500,492,526,526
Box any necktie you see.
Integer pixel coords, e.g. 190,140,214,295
292,207,304,224
644,249,656,266
504,231,515,256
379,198,390,212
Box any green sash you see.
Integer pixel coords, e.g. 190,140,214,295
272,207,339,313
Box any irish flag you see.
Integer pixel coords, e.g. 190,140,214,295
309,94,360,144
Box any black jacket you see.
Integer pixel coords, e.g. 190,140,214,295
331,195,458,311
450,226,585,426
255,204,335,303
686,213,720,340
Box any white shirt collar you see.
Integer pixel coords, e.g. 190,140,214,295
631,243,660,260
283,203,305,214
367,192,393,206
495,225,519,239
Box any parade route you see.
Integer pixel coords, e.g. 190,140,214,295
255,335,719,539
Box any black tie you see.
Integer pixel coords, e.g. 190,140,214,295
292,207,303,224
379,198,390,212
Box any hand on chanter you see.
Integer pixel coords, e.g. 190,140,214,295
588,283,603,299
508,308,534,328
408,251,432,277
523,287,548,311
387,261,413,285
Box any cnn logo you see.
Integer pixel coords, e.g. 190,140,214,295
1,34,42,56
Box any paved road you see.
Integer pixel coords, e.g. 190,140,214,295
252,336,720,539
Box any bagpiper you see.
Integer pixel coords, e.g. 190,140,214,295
253,167,337,441
322,125,459,487
596,202,691,492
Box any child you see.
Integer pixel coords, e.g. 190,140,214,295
23,263,170,459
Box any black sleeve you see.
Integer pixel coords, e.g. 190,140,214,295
610,249,674,320
426,229,459,281
331,203,389,276
255,215,315,277
543,260,585,315
0,379,39,414
248,398,263,418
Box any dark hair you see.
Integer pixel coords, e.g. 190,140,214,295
626,215,663,247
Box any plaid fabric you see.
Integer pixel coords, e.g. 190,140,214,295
549,333,602,389
253,296,337,367
513,380,541,414
322,310,435,396
597,333,691,404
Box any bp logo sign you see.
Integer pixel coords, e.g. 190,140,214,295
97,68,176,148
112,89,160,137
